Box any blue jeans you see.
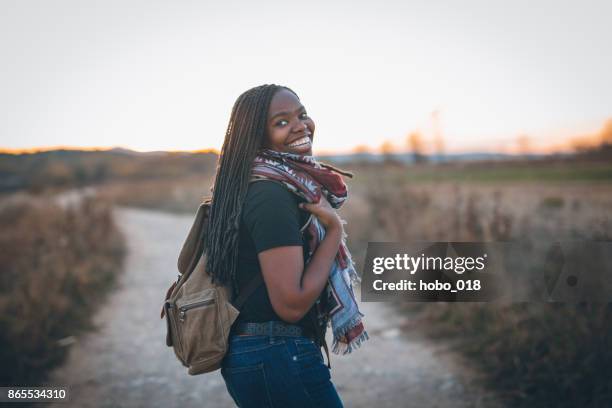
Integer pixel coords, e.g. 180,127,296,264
220,334,344,408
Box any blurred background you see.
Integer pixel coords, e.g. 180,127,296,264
1,0,611,407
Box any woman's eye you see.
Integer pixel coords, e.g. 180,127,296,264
276,119,288,126
300,112,309,119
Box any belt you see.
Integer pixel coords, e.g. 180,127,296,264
232,320,331,370
232,321,305,337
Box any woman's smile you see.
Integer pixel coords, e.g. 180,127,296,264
287,134,312,148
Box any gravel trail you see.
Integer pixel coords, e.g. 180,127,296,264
47,207,502,408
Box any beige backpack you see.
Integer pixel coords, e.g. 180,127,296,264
160,198,263,375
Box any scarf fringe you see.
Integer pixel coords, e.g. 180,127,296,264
339,216,362,285
332,327,370,355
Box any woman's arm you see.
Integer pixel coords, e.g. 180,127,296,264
258,196,342,323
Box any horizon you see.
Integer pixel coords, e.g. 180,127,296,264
0,142,591,157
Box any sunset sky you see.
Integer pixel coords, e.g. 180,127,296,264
1,0,611,154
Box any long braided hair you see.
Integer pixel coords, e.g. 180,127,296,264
204,84,298,298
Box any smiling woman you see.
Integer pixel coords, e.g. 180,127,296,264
203,84,367,407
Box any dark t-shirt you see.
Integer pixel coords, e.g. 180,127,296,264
234,180,318,333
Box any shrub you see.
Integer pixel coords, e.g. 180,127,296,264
0,195,126,385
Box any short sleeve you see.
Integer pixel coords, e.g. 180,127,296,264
242,181,304,253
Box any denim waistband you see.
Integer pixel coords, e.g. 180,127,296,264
232,321,305,337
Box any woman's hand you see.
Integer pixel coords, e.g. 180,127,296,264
299,196,342,230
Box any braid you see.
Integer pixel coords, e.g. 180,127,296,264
205,84,298,298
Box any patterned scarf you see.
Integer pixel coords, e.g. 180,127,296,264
251,148,369,354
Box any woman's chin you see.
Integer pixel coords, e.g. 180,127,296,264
285,145,312,156
298,148,313,156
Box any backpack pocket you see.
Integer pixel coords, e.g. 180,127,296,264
175,288,226,369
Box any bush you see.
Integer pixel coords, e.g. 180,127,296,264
0,195,126,385
400,302,612,407
344,168,612,406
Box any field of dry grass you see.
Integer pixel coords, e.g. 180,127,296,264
0,194,126,385
339,162,612,407
97,174,215,214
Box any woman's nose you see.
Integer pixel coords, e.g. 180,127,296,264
293,120,308,132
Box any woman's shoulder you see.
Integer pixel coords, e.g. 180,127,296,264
242,180,306,226
245,180,299,205
242,180,307,237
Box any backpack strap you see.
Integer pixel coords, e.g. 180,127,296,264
307,302,332,369
232,273,264,311
177,197,212,277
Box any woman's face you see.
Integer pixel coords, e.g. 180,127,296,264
264,88,315,155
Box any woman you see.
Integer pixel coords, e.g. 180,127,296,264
205,84,368,407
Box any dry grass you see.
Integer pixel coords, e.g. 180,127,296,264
397,302,612,406
338,169,612,407
0,195,126,385
343,181,612,244
96,175,214,214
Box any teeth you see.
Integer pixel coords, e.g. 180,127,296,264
288,136,311,147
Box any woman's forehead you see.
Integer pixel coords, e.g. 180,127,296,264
268,89,303,115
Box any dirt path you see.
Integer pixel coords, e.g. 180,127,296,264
47,207,502,408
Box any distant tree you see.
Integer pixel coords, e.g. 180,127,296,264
407,131,427,163
599,118,612,146
352,144,371,154
431,110,445,160
379,140,398,164
570,118,612,159
516,134,531,157
594,118,612,159
570,136,591,153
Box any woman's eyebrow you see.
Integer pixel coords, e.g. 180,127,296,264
269,105,305,121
